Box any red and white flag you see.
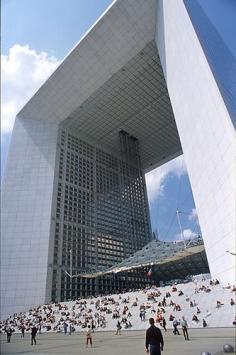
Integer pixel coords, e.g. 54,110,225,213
147,268,152,278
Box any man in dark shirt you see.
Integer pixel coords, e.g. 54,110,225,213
6,327,13,343
145,318,164,355
31,325,37,345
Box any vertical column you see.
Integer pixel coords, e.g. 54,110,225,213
156,0,235,283
1,116,58,318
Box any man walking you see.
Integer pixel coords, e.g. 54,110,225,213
181,317,189,341
115,321,122,335
69,323,73,335
21,324,25,338
145,318,164,355
161,317,167,332
63,322,68,335
31,325,37,345
86,325,93,348
173,319,180,335
6,327,13,343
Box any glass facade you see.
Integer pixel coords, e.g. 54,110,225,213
51,129,152,301
184,0,236,127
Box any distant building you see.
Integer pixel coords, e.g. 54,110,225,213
50,129,152,302
1,0,235,318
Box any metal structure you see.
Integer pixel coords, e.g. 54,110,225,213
75,236,209,281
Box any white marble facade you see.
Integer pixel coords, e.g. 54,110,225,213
156,0,235,283
1,117,58,318
1,0,235,318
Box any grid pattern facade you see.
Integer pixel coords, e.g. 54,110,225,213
63,41,181,169
51,129,152,301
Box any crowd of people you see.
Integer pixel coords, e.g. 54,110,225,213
1,277,235,346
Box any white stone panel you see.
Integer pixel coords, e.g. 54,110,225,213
156,0,235,283
19,0,157,124
1,117,58,318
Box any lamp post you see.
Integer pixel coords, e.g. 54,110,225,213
64,249,80,300
70,249,73,300
70,249,73,279
176,209,186,248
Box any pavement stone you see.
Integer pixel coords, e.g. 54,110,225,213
0,327,235,355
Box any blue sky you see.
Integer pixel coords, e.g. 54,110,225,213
1,0,203,242
198,0,236,56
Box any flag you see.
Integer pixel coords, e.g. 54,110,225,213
147,268,152,278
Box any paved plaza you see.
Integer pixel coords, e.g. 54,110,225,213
0,328,235,355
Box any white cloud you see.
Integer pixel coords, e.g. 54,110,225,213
175,228,198,241
1,44,60,134
188,207,198,222
145,155,187,204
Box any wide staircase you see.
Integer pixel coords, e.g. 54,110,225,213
2,279,235,333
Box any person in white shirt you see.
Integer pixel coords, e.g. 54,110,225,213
181,317,189,341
